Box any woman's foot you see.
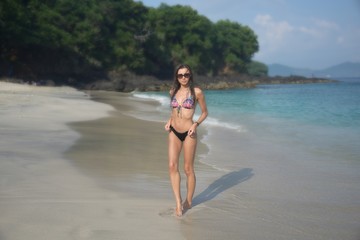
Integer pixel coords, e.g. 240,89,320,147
175,205,183,217
183,200,192,211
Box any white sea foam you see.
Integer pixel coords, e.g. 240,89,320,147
132,91,247,133
204,116,247,133
133,92,169,107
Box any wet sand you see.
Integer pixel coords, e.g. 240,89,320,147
0,84,183,240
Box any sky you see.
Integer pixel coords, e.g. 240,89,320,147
138,0,360,69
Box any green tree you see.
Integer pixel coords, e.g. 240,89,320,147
101,0,148,71
52,0,148,70
1,0,261,82
247,61,268,76
145,4,215,77
0,0,70,47
213,20,259,74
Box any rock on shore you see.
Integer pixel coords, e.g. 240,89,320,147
84,73,337,92
2,73,336,93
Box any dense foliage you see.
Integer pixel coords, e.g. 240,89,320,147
247,61,268,77
0,0,265,82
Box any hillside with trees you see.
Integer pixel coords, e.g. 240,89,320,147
1,0,264,86
2,0,333,91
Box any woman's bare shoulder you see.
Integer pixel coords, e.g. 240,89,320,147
194,87,205,101
194,87,204,95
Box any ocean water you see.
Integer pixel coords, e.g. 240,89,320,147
134,78,360,165
133,78,360,238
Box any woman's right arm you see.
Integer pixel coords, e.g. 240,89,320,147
165,117,172,131
165,89,173,132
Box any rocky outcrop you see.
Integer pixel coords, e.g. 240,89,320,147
2,71,337,92
83,73,260,92
1,47,337,92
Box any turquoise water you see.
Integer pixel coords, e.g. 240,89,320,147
206,80,360,128
136,78,360,129
134,78,360,169
134,80,360,237
133,78,360,203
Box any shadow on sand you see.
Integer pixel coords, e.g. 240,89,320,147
192,168,254,207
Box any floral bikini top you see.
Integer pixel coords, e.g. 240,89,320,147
171,93,195,116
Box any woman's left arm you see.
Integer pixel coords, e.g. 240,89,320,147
189,88,208,136
194,88,208,125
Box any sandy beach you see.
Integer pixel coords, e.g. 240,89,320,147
0,83,232,240
0,83,185,240
1,82,359,240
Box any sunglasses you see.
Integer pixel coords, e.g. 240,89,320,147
177,73,191,79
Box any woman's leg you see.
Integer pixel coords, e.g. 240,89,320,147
168,132,183,216
182,134,197,210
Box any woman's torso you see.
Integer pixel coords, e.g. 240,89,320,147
170,90,196,131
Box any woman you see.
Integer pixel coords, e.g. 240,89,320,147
164,64,208,216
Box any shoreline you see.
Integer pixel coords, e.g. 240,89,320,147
65,91,172,186
65,90,209,180
64,90,215,233
1,75,338,92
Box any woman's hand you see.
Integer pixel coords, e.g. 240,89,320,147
188,123,198,137
164,120,171,132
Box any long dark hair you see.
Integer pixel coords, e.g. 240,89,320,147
170,64,196,101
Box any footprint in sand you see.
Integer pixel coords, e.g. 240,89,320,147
159,207,176,217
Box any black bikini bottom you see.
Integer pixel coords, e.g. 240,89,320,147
170,125,188,142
